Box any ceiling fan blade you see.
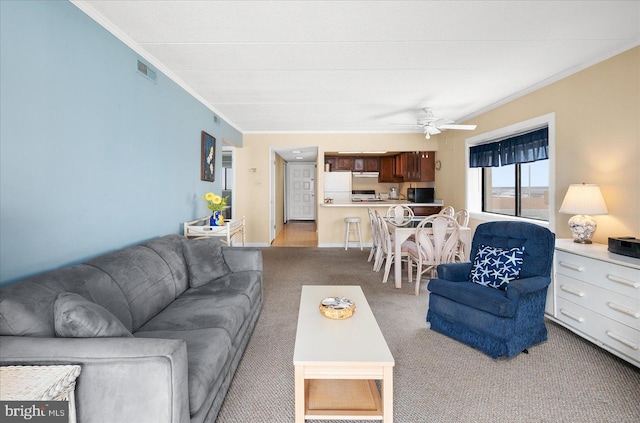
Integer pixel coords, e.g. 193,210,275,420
438,124,477,130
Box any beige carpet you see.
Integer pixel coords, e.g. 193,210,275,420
215,247,640,423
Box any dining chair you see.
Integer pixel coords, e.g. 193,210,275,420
453,209,469,261
439,206,455,217
385,205,414,226
405,215,460,295
374,211,396,283
367,208,382,271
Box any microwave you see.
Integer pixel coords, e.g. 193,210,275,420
407,188,434,203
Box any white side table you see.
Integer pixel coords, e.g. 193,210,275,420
0,365,81,422
184,216,246,246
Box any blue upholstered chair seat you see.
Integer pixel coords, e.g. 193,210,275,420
426,221,555,359
427,279,517,318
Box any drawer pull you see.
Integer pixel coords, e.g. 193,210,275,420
606,274,640,289
560,309,584,323
606,331,639,350
560,285,585,297
559,261,584,272
607,302,640,319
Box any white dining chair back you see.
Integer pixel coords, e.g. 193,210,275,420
439,206,455,217
385,205,414,226
452,209,469,261
367,208,382,270
407,215,460,295
375,211,395,283
453,209,469,227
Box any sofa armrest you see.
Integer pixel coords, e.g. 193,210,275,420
223,247,263,273
0,336,190,423
506,276,551,301
436,262,473,282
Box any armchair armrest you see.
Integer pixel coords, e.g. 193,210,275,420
223,247,263,273
436,262,473,282
0,336,190,423
506,276,551,301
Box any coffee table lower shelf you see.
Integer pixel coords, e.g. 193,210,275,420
305,379,383,420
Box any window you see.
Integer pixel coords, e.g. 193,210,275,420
465,114,555,226
483,159,549,221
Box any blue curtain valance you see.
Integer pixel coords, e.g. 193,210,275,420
469,127,548,168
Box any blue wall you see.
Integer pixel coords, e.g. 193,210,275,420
0,1,242,285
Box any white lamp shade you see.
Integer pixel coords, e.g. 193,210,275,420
559,184,608,215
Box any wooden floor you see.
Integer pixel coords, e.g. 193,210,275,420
271,221,317,247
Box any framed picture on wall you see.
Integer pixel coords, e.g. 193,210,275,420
201,131,216,182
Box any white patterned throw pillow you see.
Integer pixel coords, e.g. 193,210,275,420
470,245,525,290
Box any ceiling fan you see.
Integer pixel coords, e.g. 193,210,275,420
413,108,477,139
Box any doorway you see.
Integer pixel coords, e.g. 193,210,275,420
270,147,318,246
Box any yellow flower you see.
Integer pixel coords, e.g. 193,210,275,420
203,192,227,212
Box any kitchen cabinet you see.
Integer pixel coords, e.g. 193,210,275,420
324,157,336,171
335,157,353,170
363,157,379,172
379,156,402,183
411,206,442,216
420,153,435,182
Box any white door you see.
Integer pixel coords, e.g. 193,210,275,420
287,163,316,220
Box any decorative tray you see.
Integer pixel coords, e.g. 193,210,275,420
319,297,356,320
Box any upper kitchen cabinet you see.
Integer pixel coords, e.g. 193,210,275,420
379,156,402,183
392,152,435,182
354,157,379,172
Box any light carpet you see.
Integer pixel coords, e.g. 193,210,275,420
215,247,640,423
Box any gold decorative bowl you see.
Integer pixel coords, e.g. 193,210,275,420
319,297,355,319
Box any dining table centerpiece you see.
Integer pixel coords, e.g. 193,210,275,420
203,192,228,226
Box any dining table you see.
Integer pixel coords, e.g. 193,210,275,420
386,220,472,289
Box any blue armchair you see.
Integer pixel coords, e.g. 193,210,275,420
426,221,555,359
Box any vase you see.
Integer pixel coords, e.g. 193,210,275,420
210,211,224,226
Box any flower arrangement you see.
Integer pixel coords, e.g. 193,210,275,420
202,192,228,213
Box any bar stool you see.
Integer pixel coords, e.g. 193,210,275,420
344,217,363,250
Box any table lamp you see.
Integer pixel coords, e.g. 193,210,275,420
559,183,608,244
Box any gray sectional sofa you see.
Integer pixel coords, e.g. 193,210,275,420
0,234,263,423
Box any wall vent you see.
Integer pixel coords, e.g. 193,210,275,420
137,59,157,83
213,114,221,125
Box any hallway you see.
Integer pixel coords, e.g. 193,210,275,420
271,221,317,247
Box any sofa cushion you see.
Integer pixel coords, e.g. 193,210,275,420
181,271,262,309
134,328,232,416
137,294,250,340
470,245,524,290
428,279,517,318
142,234,190,297
182,238,231,288
0,264,132,337
86,245,177,331
54,293,133,338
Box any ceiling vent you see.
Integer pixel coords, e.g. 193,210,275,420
136,59,157,83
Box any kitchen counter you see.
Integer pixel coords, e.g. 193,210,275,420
320,200,443,207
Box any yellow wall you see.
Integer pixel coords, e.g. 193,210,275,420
436,46,639,244
236,46,639,246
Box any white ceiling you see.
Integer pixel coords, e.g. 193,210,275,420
74,0,639,137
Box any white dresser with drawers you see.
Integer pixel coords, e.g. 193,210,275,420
548,239,639,367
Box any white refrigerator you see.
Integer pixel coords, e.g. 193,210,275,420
324,171,352,203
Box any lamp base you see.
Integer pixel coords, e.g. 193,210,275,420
568,214,596,244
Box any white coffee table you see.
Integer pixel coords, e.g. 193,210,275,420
293,285,394,422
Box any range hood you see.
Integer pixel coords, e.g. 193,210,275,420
352,171,379,178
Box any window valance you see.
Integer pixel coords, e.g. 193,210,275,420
469,127,548,168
